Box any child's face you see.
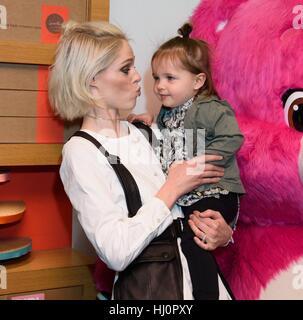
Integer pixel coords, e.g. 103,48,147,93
152,59,204,108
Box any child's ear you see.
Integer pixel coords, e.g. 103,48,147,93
194,73,206,90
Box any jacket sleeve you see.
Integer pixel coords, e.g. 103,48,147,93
195,101,244,167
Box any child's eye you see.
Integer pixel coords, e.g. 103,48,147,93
167,76,176,81
153,75,159,81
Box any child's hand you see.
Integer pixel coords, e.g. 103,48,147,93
127,113,154,126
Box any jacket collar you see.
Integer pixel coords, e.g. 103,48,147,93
194,93,219,105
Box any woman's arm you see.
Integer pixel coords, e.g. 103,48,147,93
61,140,174,272
61,141,225,271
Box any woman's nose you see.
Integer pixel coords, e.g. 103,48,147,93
133,68,141,83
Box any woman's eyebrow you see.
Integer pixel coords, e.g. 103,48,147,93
120,57,135,65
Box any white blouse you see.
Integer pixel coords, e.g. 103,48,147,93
60,121,230,300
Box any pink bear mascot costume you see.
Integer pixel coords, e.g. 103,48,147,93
191,0,303,299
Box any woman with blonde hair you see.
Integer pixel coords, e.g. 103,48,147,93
49,20,234,300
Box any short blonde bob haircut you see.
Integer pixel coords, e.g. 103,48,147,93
48,21,127,121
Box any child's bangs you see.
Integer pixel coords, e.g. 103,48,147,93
152,48,185,69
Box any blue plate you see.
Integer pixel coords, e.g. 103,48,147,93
0,237,32,261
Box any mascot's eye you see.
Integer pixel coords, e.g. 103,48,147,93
282,88,303,132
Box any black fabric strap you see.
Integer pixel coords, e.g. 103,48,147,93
72,130,142,217
71,122,159,218
132,121,159,149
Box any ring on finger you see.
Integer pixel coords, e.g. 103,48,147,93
201,234,207,244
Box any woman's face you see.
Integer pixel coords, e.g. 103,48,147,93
92,40,141,117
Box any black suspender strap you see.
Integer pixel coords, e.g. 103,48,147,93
71,130,142,217
131,121,159,149
71,122,159,218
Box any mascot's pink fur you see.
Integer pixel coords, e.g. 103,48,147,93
191,0,303,299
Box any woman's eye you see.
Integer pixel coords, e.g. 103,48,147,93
121,68,130,74
282,89,303,132
121,66,131,74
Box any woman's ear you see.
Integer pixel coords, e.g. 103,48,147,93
194,73,206,90
90,76,97,88
89,76,100,98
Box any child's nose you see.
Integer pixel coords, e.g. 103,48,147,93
156,80,165,91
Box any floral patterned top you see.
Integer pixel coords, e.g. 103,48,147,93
155,97,229,207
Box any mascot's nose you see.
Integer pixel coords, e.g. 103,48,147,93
300,137,303,184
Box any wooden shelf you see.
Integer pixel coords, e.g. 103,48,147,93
0,41,56,65
89,0,110,21
0,0,109,166
0,144,62,166
0,248,97,300
4,248,96,272
0,0,109,66
0,1,108,301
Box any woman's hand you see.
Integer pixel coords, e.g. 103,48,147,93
156,154,224,209
188,210,233,251
127,112,154,126
168,154,225,198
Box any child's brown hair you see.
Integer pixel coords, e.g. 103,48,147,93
151,23,216,96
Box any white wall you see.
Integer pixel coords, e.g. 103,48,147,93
110,0,200,115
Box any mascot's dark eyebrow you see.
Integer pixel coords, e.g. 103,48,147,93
281,88,303,108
